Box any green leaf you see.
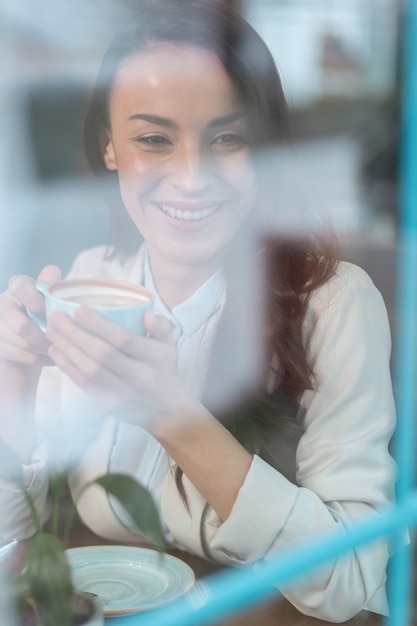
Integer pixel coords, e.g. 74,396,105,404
93,473,165,551
6,571,31,614
0,440,24,487
25,532,73,626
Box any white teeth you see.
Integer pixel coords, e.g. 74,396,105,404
158,203,218,221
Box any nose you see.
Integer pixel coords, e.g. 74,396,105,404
168,140,214,194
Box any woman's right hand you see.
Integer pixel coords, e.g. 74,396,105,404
0,265,61,368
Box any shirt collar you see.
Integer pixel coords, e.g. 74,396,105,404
143,250,226,338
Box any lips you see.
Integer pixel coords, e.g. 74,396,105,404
154,201,220,222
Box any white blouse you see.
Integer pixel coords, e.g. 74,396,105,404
0,245,396,622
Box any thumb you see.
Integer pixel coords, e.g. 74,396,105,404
144,310,174,344
36,264,62,284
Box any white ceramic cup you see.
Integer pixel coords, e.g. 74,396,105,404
29,278,154,335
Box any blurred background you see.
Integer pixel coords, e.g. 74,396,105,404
0,0,401,322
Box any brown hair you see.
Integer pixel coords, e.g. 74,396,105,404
82,0,339,494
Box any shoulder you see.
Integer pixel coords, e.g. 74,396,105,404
309,260,382,312
66,245,145,281
332,260,377,291
67,245,108,275
304,260,392,362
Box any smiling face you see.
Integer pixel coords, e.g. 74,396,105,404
102,44,257,284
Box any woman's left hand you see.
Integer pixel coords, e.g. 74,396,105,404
45,307,187,429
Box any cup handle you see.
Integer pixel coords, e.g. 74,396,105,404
26,282,48,332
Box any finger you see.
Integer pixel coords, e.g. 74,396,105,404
74,306,174,348
47,334,152,422
48,343,125,411
73,306,153,358
47,331,139,409
144,310,175,344
48,310,153,387
0,335,47,366
47,327,118,390
73,306,176,383
8,275,37,307
37,264,61,284
46,311,133,384
8,265,61,312
0,315,49,356
0,294,50,354
8,275,46,320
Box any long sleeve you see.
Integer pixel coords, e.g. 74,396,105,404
0,246,144,543
0,364,62,542
162,262,396,621
0,442,51,541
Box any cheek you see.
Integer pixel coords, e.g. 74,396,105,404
115,158,161,205
242,163,257,199
226,156,257,208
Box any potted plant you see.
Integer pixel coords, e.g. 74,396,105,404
0,440,165,626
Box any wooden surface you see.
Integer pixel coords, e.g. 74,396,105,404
63,513,390,626
2,509,404,625
2,492,412,626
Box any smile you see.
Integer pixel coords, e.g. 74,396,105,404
156,203,219,221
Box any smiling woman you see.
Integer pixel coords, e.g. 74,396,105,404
0,1,396,623
101,44,256,305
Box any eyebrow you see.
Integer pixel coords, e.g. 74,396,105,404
128,111,245,129
128,113,177,128
207,112,246,128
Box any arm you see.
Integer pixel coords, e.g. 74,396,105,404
0,265,61,458
0,364,40,464
0,266,61,539
163,263,395,621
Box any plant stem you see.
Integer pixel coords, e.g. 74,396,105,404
50,475,64,538
27,597,45,626
23,489,42,534
63,499,77,547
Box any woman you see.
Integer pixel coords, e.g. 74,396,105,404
0,0,396,621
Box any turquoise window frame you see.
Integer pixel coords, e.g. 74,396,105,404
110,1,417,624
388,0,417,623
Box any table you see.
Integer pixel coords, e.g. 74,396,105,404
3,509,413,626
64,513,392,626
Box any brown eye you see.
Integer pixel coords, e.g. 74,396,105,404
134,134,172,149
211,133,247,150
